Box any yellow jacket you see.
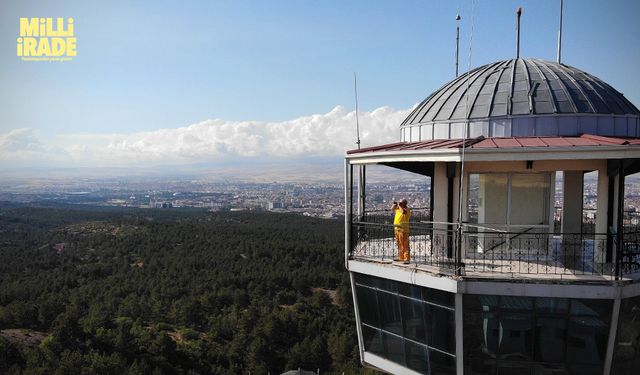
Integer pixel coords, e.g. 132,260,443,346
393,207,411,232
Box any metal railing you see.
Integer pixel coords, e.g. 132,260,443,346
352,221,457,271
349,220,640,279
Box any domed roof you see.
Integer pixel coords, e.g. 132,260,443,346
400,59,640,141
403,58,639,125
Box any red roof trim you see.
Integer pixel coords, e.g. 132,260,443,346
346,134,640,154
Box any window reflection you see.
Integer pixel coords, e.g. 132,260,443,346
535,317,566,362
354,273,456,374
401,296,426,344
378,289,403,335
612,296,640,374
464,294,612,374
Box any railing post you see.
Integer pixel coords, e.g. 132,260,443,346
615,230,622,279
455,224,464,276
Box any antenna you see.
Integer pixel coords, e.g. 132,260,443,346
557,0,564,63
516,7,522,59
354,72,361,149
456,0,476,277
455,13,462,77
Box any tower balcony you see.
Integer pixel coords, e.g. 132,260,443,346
349,221,640,282
344,135,640,285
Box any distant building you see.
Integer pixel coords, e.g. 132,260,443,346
268,201,283,210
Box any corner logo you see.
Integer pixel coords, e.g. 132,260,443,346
17,18,76,62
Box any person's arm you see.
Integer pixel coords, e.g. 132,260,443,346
391,201,398,211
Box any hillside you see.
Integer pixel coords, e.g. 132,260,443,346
0,204,372,374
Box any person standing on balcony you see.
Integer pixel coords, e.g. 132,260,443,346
392,198,411,264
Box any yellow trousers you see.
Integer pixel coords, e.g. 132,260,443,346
395,230,410,261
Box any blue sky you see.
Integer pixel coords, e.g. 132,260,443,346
1,0,639,171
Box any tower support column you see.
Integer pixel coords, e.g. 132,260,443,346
562,171,583,234
595,163,609,266
433,162,450,257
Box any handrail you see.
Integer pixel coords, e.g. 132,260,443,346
349,220,640,278
478,225,539,253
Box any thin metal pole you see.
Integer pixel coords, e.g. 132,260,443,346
455,14,461,77
516,7,522,59
354,73,361,149
557,0,564,64
358,166,366,222
455,0,476,276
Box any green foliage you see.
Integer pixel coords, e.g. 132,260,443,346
0,205,368,374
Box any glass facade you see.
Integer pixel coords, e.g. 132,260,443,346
611,296,640,375
354,273,456,374
464,294,612,375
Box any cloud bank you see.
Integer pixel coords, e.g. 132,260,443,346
0,105,411,168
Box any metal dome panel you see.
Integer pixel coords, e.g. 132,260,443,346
400,59,640,141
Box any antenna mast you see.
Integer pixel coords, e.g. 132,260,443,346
516,7,522,59
455,13,462,77
354,72,361,149
557,0,564,63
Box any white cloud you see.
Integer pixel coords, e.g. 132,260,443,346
0,105,412,167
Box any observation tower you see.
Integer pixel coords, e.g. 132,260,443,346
344,58,640,375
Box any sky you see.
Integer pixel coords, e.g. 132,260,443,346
1,0,639,176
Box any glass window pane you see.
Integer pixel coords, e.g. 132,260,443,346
410,126,420,142
497,363,533,375
362,325,384,357
468,173,480,225
424,287,455,308
400,297,426,344
375,277,398,293
464,310,496,359
378,290,403,335
477,174,508,226
382,331,406,366
535,317,566,362
567,363,603,375
500,296,533,311
491,119,511,137
354,272,374,286
567,316,608,365
570,299,612,319
535,297,569,313
612,296,640,374
498,313,534,360
464,294,483,311
421,124,433,140
405,340,429,373
451,122,467,138
434,123,449,139
356,285,379,327
429,349,456,375
397,283,422,300
428,306,456,354
466,358,497,375
479,295,500,311
510,173,550,226
469,121,489,138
